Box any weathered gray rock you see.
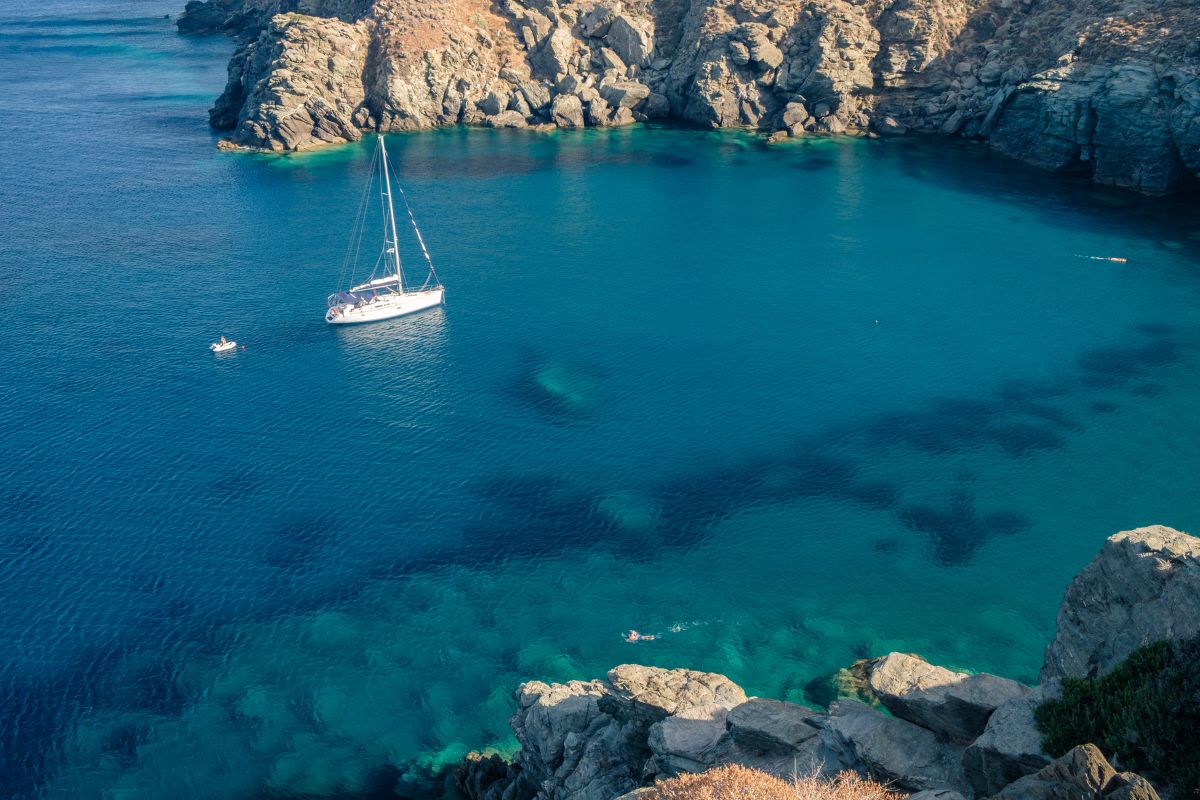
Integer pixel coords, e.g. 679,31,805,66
908,791,968,800
867,652,1029,742
725,698,821,755
531,26,576,82
647,704,730,775
508,678,641,800
599,79,651,110
1041,526,1200,681
602,664,748,730
781,101,810,131
214,13,368,151
483,110,529,128
551,93,585,128
822,700,968,793
195,0,1200,194
578,4,619,39
604,15,653,67
988,744,1160,800
478,91,505,117
519,81,552,113
641,93,670,120
963,680,1062,798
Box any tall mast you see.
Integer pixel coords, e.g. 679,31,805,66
379,136,405,292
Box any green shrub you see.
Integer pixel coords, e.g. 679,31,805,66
1034,636,1200,798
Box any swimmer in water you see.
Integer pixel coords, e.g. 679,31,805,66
625,630,656,642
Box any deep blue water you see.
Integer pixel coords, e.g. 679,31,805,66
3,2,1200,798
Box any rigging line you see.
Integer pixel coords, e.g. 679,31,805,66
394,182,440,287
338,144,379,291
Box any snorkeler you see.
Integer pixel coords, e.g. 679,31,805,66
625,630,656,642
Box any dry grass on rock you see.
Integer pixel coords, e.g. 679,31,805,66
645,764,901,800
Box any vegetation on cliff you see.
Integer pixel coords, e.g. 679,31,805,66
641,764,899,800
1034,635,1200,798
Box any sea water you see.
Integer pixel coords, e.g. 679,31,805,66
3,3,1200,798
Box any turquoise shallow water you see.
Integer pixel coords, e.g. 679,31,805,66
4,3,1200,798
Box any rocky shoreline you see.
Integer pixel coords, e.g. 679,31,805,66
455,526,1198,800
179,0,1200,194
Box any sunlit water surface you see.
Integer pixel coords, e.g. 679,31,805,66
3,3,1200,798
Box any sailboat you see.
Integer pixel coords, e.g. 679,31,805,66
325,136,444,325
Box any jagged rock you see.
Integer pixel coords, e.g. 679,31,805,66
584,95,612,126
456,751,513,800
740,25,783,71
782,101,810,129
579,4,619,38
509,678,641,800
963,680,1062,798
908,792,968,800
605,15,653,67
729,41,751,67
531,26,576,82
551,93,585,128
215,13,368,151
725,698,821,754
641,92,670,120
866,652,1029,742
822,700,968,793
596,47,625,72
602,664,748,730
177,0,229,33
1041,526,1200,681
507,90,532,116
518,81,552,113
647,704,731,775
988,744,1160,800
875,115,907,135
613,790,656,800
599,79,650,109
483,109,529,128
193,0,1200,194
478,90,505,116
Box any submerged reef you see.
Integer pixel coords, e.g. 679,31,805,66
459,525,1198,800
179,0,1200,194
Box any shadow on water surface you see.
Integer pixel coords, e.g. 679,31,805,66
868,137,1200,259
490,322,1183,569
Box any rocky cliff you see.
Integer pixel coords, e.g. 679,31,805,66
456,526,1198,800
180,0,1200,194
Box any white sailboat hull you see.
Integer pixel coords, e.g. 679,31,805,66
326,287,444,325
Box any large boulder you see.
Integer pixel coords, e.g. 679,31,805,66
482,110,529,128
725,698,821,755
867,652,1029,742
821,700,967,793
963,680,1062,797
987,744,1160,800
602,664,747,730
598,79,651,110
551,94,586,129
647,704,731,776
604,15,653,67
1041,526,1200,682
509,679,642,800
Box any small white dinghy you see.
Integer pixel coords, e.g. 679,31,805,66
326,136,444,325
211,337,237,353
